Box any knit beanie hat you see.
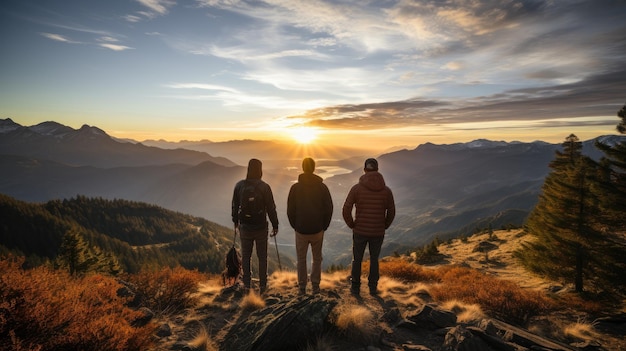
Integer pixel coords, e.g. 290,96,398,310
364,158,378,171
302,157,315,173
246,158,263,179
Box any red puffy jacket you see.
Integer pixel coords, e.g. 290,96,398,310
342,171,395,237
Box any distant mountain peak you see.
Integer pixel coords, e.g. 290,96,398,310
0,118,21,134
30,121,74,137
78,124,107,136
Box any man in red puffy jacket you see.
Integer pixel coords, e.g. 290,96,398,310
342,158,395,296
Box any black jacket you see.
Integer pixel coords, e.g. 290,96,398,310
287,173,333,234
231,178,279,232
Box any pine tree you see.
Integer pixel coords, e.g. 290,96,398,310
590,104,626,290
56,229,95,275
518,134,604,292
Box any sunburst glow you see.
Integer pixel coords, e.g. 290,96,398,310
290,127,318,144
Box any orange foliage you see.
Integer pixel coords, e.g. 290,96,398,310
363,259,439,282
123,266,206,315
429,266,555,325
0,256,155,351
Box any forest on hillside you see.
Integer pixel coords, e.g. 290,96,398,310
0,195,234,273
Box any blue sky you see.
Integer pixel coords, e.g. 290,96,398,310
1,0,625,149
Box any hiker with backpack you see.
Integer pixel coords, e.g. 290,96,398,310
231,158,279,294
342,158,395,296
287,158,333,295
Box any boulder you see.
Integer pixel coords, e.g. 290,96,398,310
443,326,493,351
403,304,457,330
219,295,338,351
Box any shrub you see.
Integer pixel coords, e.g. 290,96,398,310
363,259,438,283
429,266,554,325
123,266,206,315
0,256,155,351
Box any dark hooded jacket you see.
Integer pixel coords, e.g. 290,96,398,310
231,159,279,232
342,170,395,237
287,173,333,234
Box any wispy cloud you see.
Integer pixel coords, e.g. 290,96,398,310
127,0,176,22
99,43,133,51
164,82,320,110
166,83,240,94
137,0,175,15
40,32,80,44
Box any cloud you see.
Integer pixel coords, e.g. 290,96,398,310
166,83,240,94
136,0,176,15
164,82,321,110
40,32,80,44
123,14,142,22
126,0,176,22
99,43,133,51
290,67,626,131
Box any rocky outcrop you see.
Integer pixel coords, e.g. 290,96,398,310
218,295,338,351
205,290,584,351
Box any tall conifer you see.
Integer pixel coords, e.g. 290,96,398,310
519,134,604,292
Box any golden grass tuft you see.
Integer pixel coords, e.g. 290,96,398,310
269,270,298,290
440,300,485,323
332,303,378,344
319,271,349,291
239,289,266,311
187,326,219,351
563,319,601,342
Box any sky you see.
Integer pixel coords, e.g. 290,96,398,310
1,0,625,150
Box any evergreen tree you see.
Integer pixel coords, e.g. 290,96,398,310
56,229,95,275
518,134,604,292
616,103,626,134
590,104,626,289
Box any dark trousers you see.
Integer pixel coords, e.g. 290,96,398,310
350,233,384,289
240,228,268,289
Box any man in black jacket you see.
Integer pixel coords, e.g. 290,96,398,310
232,158,279,294
287,158,333,294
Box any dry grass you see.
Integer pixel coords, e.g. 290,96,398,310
429,265,554,325
187,326,219,351
440,300,485,323
0,256,155,351
363,259,439,283
268,270,299,290
239,289,266,311
563,319,601,342
332,303,378,344
123,266,207,315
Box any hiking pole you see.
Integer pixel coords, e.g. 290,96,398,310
273,234,282,271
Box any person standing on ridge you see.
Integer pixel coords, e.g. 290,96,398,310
287,157,333,295
342,158,395,296
231,158,279,294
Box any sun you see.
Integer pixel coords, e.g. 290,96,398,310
290,127,318,144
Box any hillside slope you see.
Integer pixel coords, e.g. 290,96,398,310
147,229,625,351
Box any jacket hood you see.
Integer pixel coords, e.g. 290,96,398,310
246,158,263,179
359,171,386,191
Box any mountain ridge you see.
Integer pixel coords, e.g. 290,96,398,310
2,118,625,266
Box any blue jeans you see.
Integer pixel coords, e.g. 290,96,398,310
350,233,384,289
240,228,268,289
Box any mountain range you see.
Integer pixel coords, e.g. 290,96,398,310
1,117,624,266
